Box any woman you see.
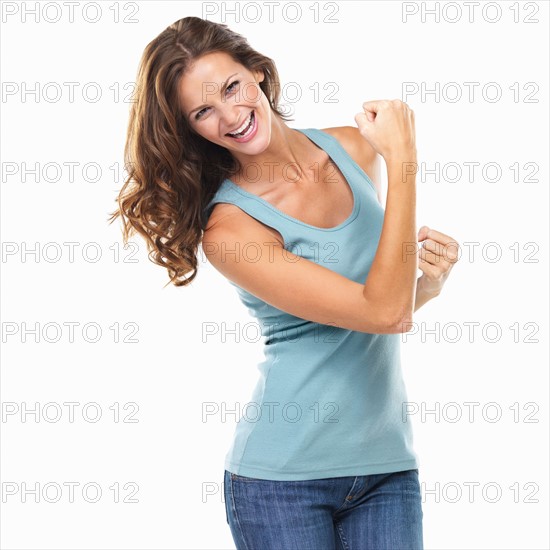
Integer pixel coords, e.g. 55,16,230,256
110,16,459,550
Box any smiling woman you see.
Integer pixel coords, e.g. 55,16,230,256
108,16,292,288
179,52,267,148
107,15,431,550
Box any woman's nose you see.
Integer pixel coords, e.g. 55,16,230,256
219,108,243,131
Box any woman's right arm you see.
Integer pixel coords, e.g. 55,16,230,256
355,99,418,331
202,99,418,335
360,164,417,331
202,206,408,335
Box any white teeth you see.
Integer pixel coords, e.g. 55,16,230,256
228,112,253,137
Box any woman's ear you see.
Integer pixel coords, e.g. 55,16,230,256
253,69,265,83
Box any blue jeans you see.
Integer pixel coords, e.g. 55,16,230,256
224,468,423,550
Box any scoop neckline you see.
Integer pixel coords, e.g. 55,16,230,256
224,128,360,232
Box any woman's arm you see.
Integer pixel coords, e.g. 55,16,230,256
329,128,458,315
414,225,460,311
329,118,418,325
414,278,439,312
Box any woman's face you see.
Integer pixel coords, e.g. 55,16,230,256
179,51,272,155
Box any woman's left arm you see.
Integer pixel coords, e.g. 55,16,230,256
414,226,460,312
414,277,438,312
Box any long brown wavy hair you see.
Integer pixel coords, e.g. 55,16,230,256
108,16,292,288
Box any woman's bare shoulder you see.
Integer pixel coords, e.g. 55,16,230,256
321,126,381,200
204,202,284,246
320,125,377,167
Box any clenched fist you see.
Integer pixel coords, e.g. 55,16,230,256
355,99,417,163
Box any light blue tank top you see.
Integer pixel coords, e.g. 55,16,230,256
204,128,419,481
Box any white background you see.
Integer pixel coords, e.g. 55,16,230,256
1,1,548,549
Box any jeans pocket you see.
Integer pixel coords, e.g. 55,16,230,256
231,472,264,483
223,471,231,524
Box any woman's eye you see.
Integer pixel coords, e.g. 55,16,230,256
226,80,239,94
195,107,209,120
194,81,240,120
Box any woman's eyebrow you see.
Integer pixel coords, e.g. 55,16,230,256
188,72,239,119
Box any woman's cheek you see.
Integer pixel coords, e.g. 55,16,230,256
244,83,262,105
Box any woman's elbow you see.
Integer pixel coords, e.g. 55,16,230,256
386,307,415,334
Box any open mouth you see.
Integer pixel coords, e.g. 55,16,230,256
226,111,255,139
